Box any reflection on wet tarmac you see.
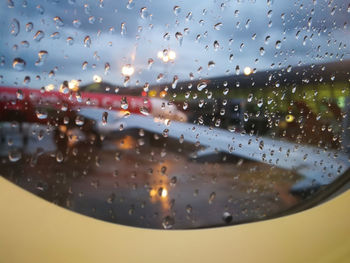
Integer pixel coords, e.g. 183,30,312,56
0,122,302,229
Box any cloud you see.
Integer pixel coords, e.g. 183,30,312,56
0,0,349,89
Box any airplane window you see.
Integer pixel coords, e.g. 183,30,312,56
0,0,349,229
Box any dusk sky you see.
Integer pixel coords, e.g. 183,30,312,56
0,0,349,89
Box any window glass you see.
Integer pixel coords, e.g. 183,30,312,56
0,0,349,229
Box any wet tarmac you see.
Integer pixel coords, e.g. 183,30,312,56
0,123,302,229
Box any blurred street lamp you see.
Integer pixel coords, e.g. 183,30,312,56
121,64,135,76
157,49,176,63
93,75,102,83
244,66,252,76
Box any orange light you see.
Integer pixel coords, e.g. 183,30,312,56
159,91,167,98
149,189,157,197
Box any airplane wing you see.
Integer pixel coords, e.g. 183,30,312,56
78,108,350,192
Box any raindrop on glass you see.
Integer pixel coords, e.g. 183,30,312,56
12,58,26,71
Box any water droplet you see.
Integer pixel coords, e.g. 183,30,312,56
88,16,96,24
170,176,177,186
66,37,74,45
213,40,220,51
257,98,263,108
35,50,48,66
56,151,64,163
107,193,115,204
50,32,60,39
156,73,164,82
25,22,33,32
120,22,126,35
72,19,81,28
197,82,207,91
140,106,150,116
16,89,23,100
84,36,91,47
35,109,48,119
140,7,149,19
75,115,85,126
243,112,249,122
209,192,216,204
147,58,154,69
162,216,175,229
171,75,179,89
23,76,30,84
121,97,128,110
275,40,281,49
8,149,22,162
82,61,88,70
175,32,183,45
7,0,14,8
126,0,135,9
259,47,265,56
12,58,26,71
173,5,181,15
33,30,44,42
245,19,251,29
259,140,264,150
222,212,233,223
10,19,20,36
247,93,253,102
208,61,215,69
186,205,192,214
53,16,64,27
20,41,29,49
104,63,110,74
102,111,108,125
36,5,44,14
214,22,223,30
235,65,240,75
163,32,170,40
186,12,192,21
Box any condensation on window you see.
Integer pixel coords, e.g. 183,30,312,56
0,0,349,229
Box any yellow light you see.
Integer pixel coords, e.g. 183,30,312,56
45,84,55,92
149,90,157,97
168,50,176,60
68,79,80,91
244,66,252,76
285,114,295,123
93,75,102,83
121,64,135,77
119,110,130,116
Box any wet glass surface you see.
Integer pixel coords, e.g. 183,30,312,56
0,0,350,229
